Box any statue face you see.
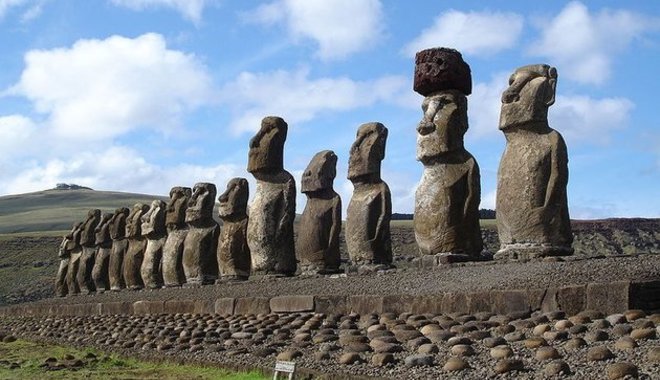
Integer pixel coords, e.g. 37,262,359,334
499,64,557,131
126,203,149,238
80,208,101,246
348,122,387,182
165,187,191,227
141,200,166,236
416,90,467,162
302,150,337,193
247,116,288,174
110,207,129,240
186,182,217,223
94,213,113,245
218,178,249,219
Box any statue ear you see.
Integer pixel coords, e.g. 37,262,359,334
544,66,558,106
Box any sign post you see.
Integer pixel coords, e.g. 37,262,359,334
273,360,296,380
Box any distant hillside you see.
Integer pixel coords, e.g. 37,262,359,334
0,189,168,234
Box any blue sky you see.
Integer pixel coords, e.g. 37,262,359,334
0,0,658,218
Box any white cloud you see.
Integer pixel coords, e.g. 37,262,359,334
109,0,214,24
467,72,510,138
551,95,634,144
2,144,245,196
248,0,385,60
7,33,214,142
404,10,523,57
528,1,659,85
219,68,409,135
0,0,26,18
0,114,36,158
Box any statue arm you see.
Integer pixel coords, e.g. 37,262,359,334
277,176,296,238
328,196,342,252
464,159,481,222
545,133,569,210
372,183,392,243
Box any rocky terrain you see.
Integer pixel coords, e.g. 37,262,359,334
1,308,658,379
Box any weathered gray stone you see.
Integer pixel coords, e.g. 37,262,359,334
496,64,573,260
587,281,631,315
56,222,81,297
162,187,191,287
270,296,314,313
214,298,236,315
297,150,342,274
91,213,113,292
140,200,167,289
183,183,219,285
413,47,472,96
217,178,250,281
76,209,101,294
413,49,482,259
123,203,149,290
234,297,270,315
108,207,129,291
247,116,296,276
346,122,392,265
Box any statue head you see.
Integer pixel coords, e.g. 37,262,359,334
126,203,149,238
186,182,217,223
499,64,557,131
247,116,288,174
94,213,113,245
80,208,101,246
302,150,337,194
414,47,472,96
416,90,468,163
141,199,166,237
218,178,249,220
64,221,83,252
110,207,129,240
348,122,388,183
165,186,192,227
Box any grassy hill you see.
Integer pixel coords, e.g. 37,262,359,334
0,189,168,234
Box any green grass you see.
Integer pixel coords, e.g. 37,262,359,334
0,340,268,380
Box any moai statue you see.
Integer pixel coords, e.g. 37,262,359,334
91,213,113,292
346,122,393,268
140,200,167,289
76,209,101,294
495,64,573,259
413,47,483,263
296,150,342,274
108,207,129,291
216,178,250,281
247,116,296,276
65,222,83,295
123,203,149,290
162,186,191,287
182,182,219,285
55,222,81,297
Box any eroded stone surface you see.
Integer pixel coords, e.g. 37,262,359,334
55,222,82,297
247,116,296,276
140,200,167,289
162,187,191,287
217,178,250,281
91,213,113,292
413,48,482,260
183,183,219,285
76,209,101,294
297,150,342,274
108,208,129,291
496,64,573,260
346,122,392,266
123,204,149,290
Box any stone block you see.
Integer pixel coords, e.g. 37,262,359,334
411,295,443,314
270,296,314,313
382,295,414,315
586,281,630,315
491,290,530,315
214,298,235,315
348,295,384,315
467,291,492,313
163,300,195,314
234,297,270,315
441,292,469,314
133,300,164,315
528,287,559,313
557,285,586,317
629,280,660,311
100,302,133,315
314,295,348,315
194,300,215,315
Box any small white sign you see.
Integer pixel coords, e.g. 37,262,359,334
274,360,296,373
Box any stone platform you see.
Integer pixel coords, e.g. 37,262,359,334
2,255,659,318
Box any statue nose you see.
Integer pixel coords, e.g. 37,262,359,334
502,89,520,103
417,120,435,136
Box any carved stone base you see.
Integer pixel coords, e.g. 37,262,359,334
299,264,343,276
495,243,574,261
215,275,248,284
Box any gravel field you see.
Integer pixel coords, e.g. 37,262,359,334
1,308,659,379
30,255,660,306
